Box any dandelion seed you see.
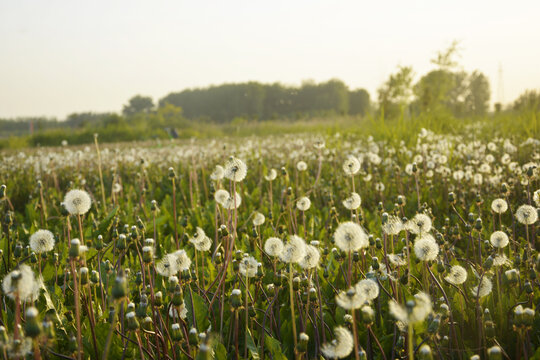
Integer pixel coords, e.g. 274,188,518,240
356,279,379,301
444,265,467,285
343,156,360,176
516,204,538,225
342,192,361,210
414,234,439,261
239,256,259,278
334,221,369,252
210,165,224,181
189,227,212,252
406,213,432,234
63,189,92,215
383,215,403,236
300,245,320,269
296,161,308,171
320,326,354,359
264,237,284,257
224,157,247,182
336,287,365,310
490,231,509,248
296,197,311,211
29,229,55,253
279,235,306,264
2,265,39,302
253,212,265,226
387,253,407,267
471,277,492,298
491,198,508,214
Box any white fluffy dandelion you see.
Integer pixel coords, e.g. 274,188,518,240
389,292,432,325
264,237,284,257
320,326,354,359
342,192,361,210
173,250,192,271
189,227,212,252
383,215,403,236
356,279,379,301
2,265,39,302
63,189,92,215
406,213,432,234
491,198,508,214
264,169,277,181
334,221,369,252
210,165,225,181
253,212,265,226
239,256,259,278
296,161,308,171
343,156,361,176
471,277,492,298
414,234,439,261
296,197,311,211
29,229,55,253
224,157,247,182
490,231,509,248
156,254,179,277
444,265,468,285
516,204,538,225
300,245,320,269
336,287,365,310
279,235,306,264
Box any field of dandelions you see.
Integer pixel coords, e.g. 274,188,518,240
0,128,539,360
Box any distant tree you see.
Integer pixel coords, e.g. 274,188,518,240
123,95,154,116
513,90,540,112
377,66,414,118
464,71,490,116
348,89,370,116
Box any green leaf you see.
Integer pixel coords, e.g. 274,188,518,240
184,290,209,330
246,328,260,360
265,336,287,360
213,342,228,360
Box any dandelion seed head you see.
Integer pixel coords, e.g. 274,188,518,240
253,212,265,226
406,213,432,234
264,169,277,181
279,235,306,264
343,156,361,176
342,192,361,210
516,204,538,225
472,277,492,298
490,231,509,248
2,265,39,302
264,237,284,257
300,245,320,269
383,215,403,236
224,157,247,182
356,279,379,301
414,234,439,261
444,265,467,285
320,326,354,359
156,254,179,277
334,221,369,252
173,250,192,271
239,256,259,278
29,229,55,253
210,165,224,181
296,161,308,171
63,189,92,215
296,197,311,211
491,198,508,214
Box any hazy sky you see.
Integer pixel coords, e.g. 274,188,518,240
1,0,539,119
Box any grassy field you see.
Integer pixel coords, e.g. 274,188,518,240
0,113,538,359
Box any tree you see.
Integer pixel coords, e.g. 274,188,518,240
348,89,370,116
464,71,490,116
513,90,540,113
123,95,154,116
377,66,414,118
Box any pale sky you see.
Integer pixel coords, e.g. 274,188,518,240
1,0,539,119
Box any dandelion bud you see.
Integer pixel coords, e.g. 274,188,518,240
412,163,418,173
448,192,456,204
484,319,496,338
418,344,433,360
170,323,182,341
94,235,104,250
343,314,353,324
297,332,309,353
117,234,127,251
524,281,533,295
112,272,128,300
25,307,41,338
220,224,228,236
427,315,440,334
137,295,148,318
14,242,22,258
361,306,375,324
371,257,380,270
375,238,382,250
80,267,89,285
90,270,100,285
381,212,388,224
487,346,502,360
42,317,55,338
125,311,139,331
127,302,135,312
0,184,6,198
230,289,242,309
69,239,81,259
358,348,367,360
483,256,494,270
142,246,153,264
142,316,153,331
293,276,301,291
467,213,475,223
168,167,176,179
503,269,519,285
471,355,480,360
523,308,535,326
188,327,199,346
172,285,184,306
154,291,163,307
474,218,482,231
397,195,405,206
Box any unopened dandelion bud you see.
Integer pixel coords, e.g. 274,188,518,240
0,185,6,198
42,317,55,338
116,234,127,251
440,304,449,318
483,256,494,270
142,246,153,264
524,281,533,295
412,162,418,173
297,332,309,353
343,314,353,324
68,239,80,259
487,346,502,360
474,218,482,231
127,302,135,312
0,326,8,344
503,269,519,285
418,344,433,360
79,267,89,285
427,315,440,334
137,295,148,318
168,167,176,179
230,289,242,309
126,311,139,331
24,307,41,338
361,306,375,324
523,308,535,326
371,257,380,270
172,285,184,306
437,261,445,274
358,348,367,360
470,355,480,360
484,320,496,338
112,273,127,300
188,327,199,345
169,323,182,341
154,291,163,307
13,242,22,259
293,276,301,291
